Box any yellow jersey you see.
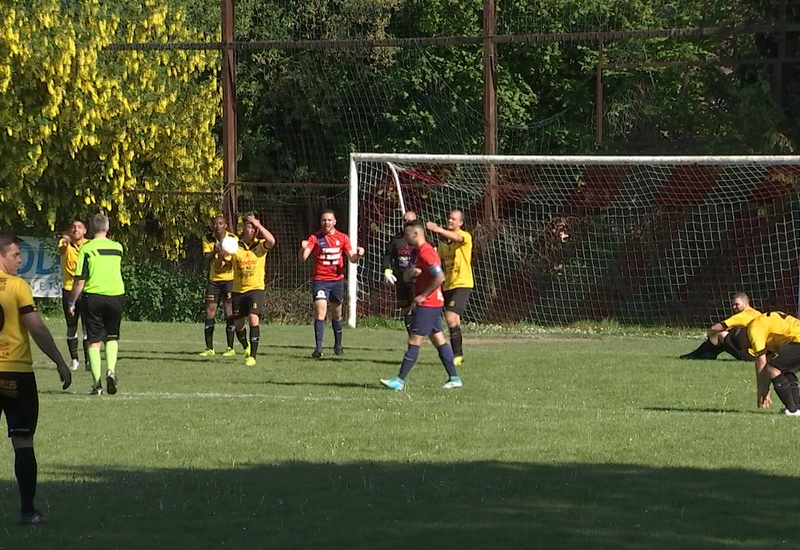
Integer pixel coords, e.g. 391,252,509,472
59,237,89,292
437,229,474,290
721,307,761,329
232,239,269,293
202,231,237,282
0,271,35,373
746,312,800,358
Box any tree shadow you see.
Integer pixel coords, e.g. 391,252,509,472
643,406,763,415
12,461,800,549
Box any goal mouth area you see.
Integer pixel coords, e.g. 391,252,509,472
348,154,800,328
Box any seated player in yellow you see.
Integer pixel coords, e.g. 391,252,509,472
680,292,759,361
200,216,238,357
57,220,90,371
731,311,800,415
0,232,71,524
231,216,276,367
426,210,473,366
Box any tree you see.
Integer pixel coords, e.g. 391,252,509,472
0,0,222,257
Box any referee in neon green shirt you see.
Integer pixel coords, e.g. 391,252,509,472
68,214,125,396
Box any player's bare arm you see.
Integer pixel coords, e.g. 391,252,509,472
57,234,70,255
425,222,464,243
754,354,772,408
300,240,313,261
247,216,276,249
67,278,85,316
21,312,71,390
345,246,365,263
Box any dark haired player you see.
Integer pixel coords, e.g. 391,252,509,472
381,210,418,333
300,209,364,359
200,216,238,357
0,232,71,524
380,220,463,390
680,292,759,361
57,220,90,370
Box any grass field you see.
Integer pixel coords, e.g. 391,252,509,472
3,319,800,549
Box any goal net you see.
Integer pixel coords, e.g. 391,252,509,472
348,155,800,328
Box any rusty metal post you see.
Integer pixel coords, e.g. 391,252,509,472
222,0,238,230
483,0,498,223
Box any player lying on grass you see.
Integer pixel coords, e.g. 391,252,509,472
680,292,759,361
301,209,364,359
380,221,462,391
731,311,800,415
230,216,275,368
199,216,238,357
0,232,71,524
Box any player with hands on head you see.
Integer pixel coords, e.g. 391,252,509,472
381,210,418,333
300,209,364,358
379,220,462,391
426,209,474,366
0,232,71,525
230,216,276,367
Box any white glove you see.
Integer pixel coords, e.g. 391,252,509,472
383,269,397,285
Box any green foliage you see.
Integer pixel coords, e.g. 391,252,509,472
0,0,222,258
121,258,207,322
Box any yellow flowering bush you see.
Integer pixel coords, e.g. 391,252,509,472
0,0,222,257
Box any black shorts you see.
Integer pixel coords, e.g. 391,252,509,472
205,280,233,305
769,343,800,373
0,372,38,438
82,294,124,343
444,288,472,315
232,290,265,318
396,282,413,309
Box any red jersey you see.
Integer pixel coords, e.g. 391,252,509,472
308,230,352,281
413,242,445,308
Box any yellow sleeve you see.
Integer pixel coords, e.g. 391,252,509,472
257,240,269,255
748,322,768,357
202,238,215,254
13,279,36,314
723,311,749,328
461,230,472,246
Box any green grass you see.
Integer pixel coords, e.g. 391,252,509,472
4,319,800,549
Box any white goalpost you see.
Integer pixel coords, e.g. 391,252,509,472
348,154,800,328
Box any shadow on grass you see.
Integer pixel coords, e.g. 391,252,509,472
9,461,799,549
643,406,763,415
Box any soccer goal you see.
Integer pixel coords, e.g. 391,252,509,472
347,154,800,328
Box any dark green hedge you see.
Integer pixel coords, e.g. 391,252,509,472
36,258,313,324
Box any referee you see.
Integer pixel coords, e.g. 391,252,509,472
381,210,417,333
68,214,125,396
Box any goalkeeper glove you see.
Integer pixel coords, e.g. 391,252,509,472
383,269,397,285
